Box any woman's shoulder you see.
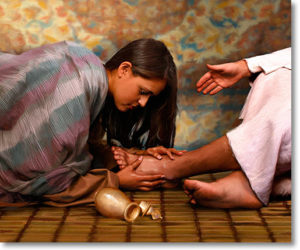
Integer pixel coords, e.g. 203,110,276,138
37,41,95,59
64,41,96,56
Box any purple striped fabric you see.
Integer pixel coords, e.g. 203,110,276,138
0,41,108,202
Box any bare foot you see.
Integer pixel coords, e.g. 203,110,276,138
183,171,263,209
112,147,139,168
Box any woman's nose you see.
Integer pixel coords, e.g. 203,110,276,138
138,96,150,107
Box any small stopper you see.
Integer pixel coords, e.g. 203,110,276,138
150,208,162,220
139,201,162,220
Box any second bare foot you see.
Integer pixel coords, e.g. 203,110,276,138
183,171,263,209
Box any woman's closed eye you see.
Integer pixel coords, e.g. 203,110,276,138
139,89,152,96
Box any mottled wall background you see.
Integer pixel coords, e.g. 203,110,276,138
0,0,291,150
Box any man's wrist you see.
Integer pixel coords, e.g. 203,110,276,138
240,59,252,77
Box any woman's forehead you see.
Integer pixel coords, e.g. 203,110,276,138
139,78,166,95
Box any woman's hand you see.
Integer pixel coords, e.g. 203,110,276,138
116,156,165,191
196,60,251,95
145,146,186,160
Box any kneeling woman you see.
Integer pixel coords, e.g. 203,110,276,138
0,38,182,207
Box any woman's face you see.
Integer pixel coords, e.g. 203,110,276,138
109,62,166,112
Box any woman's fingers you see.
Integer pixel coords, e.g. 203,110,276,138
147,146,187,160
137,174,164,181
152,150,172,160
130,156,143,170
152,146,174,159
137,180,166,191
147,147,164,159
134,173,166,191
164,150,174,160
152,152,163,160
140,179,166,188
170,148,186,156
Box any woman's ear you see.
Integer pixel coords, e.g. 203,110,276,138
117,61,133,78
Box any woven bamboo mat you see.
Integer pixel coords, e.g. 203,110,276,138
0,172,291,242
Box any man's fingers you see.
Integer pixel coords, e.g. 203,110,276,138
209,85,223,95
197,78,214,93
196,71,212,87
203,82,218,95
206,64,225,72
183,179,198,192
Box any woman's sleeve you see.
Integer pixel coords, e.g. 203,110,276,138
41,168,119,207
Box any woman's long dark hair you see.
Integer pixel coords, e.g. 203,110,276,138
92,38,178,149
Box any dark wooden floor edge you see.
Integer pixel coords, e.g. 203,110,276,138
257,209,276,242
192,207,202,242
0,210,5,219
125,191,134,242
52,207,69,242
15,206,39,242
283,200,291,212
211,174,240,242
88,210,99,242
160,189,167,242
225,209,240,242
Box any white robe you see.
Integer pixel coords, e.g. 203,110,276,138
226,48,291,205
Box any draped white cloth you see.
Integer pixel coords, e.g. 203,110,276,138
227,48,291,205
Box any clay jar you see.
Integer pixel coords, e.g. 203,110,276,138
95,187,141,222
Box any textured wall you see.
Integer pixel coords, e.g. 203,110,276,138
0,0,291,150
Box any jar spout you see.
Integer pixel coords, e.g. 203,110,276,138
124,202,141,223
